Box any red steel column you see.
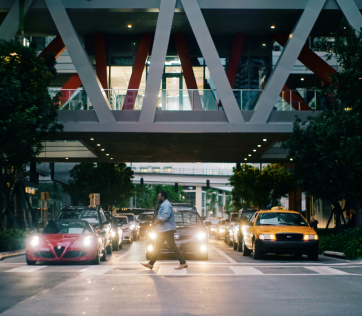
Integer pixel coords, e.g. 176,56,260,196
123,34,153,110
281,85,310,111
38,35,65,60
58,74,82,108
94,34,108,95
174,33,203,110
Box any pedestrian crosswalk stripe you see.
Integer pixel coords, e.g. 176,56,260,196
5,266,47,273
304,266,349,275
157,266,186,275
82,266,115,275
228,266,263,275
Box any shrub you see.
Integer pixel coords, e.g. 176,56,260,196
318,227,362,260
0,229,28,252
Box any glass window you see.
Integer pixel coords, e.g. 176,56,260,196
138,214,154,221
115,217,128,224
140,167,148,173
164,167,172,173
152,167,160,173
174,212,201,225
42,220,92,234
256,212,308,226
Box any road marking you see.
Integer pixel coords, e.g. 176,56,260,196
304,266,349,275
82,266,115,275
6,265,47,273
116,250,132,260
210,246,237,263
228,266,263,275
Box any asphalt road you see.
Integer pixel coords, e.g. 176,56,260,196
0,237,361,316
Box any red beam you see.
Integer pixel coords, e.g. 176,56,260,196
174,33,202,110
280,85,311,111
94,34,108,92
273,34,336,85
123,34,153,110
62,74,82,90
226,34,245,88
38,35,65,60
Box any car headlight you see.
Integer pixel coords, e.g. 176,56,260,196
130,225,135,230
196,232,206,240
147,244,154,252
149,232,157,240
258,234,275,240
210,227,215,231
30,236,39,247
241,225,247,232
234,226,239,231
84,235,94,246
219,229,225,233
111,230,116,237
304,234,318,240
200,245,207,252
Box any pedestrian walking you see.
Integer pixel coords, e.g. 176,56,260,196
141,192,188,270
310,216,318,230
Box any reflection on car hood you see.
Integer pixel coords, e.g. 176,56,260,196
43,234,83,248
175,226,204,234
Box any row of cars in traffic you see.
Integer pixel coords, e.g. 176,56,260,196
206,207,319,260
25,206,152,265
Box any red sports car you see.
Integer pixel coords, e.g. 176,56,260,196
26,219,105,265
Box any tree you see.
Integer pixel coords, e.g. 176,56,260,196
282,21,362,233
62,163,134,209
206,189,219,216
0,40,62,226
230,164,295,210
135,185,185,209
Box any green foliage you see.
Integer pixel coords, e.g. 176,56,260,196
0,229,28,252
282,21,362,232
206,189,220,215
318,227,362,260
135,185,185,209
62,163,134,208
230,164,295,210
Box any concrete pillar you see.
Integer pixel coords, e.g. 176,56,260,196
129,197,133,208
196,186,202,216
222,191,226,216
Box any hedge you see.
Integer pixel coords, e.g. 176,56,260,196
0,229,28,252
318,227,362,260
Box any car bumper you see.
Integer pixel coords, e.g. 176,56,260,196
26,248,98,262
255,239,319,254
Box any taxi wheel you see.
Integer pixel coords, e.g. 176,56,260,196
101,249,107,262
252,241,262,260
228,238,233,246
113,240,119,251
242,241,251,256
237,237,243,252
224,236,228,244
233,241,237,250
106,242,113,254
26,257,36,265
119,242,123,250
294,253,303,260
91,251,100,265
308,251,319,261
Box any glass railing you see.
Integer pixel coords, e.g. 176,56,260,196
133,167,234,176
51,88,319,112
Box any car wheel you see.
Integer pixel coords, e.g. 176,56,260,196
308,251,319,261
106,242,113,254
252,241,262,260
228,238,233,246
91,251,100,265
237,237,243,252
242,240,251,256
224,234,228,244
26,256,36,265
112,239,119,251
294,253,303,260
119,242,123,250
233,240,237,250
101,248,107,262
129,238,133,244
146,252,152,260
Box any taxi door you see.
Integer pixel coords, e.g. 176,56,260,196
243,213,257,249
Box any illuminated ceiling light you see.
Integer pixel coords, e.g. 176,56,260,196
244,158,247,161
101,149,105,151
65,157,69,160
248,154,252,157
262,43,266,46
263,139,267,142
10,52,17,56
90,138,94,140
271,25,275,29
97,144,101,146
127,24,132,28
110,158,113,160
290,158,293,161
301,78,305,81
106,154,109,156
253,149,256,152
258,145,261,147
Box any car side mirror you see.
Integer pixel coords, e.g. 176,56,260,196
99,230,106,236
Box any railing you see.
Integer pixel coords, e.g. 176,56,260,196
134,168,234,176
50,88,320,112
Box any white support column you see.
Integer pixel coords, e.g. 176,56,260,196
336,0,362,31
250,0,326,124
181,0,244,125
196,186,202,216
0,0,33,41
139,0,176,123
44,0,116,124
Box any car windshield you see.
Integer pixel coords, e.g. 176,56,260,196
125,215,134,222
115,217,128,224
241,212,256,220
256,212,308,226
57,209,100,225
175,212,201,226
138,214,153,221
230,214,238,221
42,221,92,234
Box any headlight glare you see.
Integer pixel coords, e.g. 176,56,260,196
130,225,135,230
196,232,206,240
210,227,215,231
111,230,116,237
147,245,154,252
304,234,318,240
30,236,39,247
84,235,93,246
258,234,275,240
149,232,157,240
219,229,225,233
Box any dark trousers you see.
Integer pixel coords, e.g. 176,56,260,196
149,230,186,265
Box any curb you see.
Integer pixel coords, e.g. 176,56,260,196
323,251,346,259
0,249,26,260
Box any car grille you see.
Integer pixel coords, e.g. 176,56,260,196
275,233,303,241
176,235,193,241
63,251,87,258
54,246,66,258
34,251,55,258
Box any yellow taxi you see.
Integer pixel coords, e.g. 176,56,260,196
241,207,319,260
